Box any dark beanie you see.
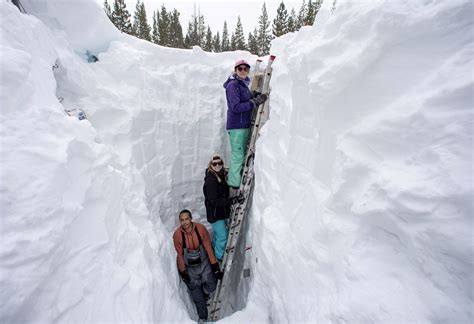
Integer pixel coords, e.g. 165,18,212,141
179,209,192,218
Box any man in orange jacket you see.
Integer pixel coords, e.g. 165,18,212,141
173,209,223,321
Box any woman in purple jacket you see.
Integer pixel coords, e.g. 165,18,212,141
223,59,268,188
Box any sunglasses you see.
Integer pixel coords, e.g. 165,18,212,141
237,66,249,72
211,161,223,166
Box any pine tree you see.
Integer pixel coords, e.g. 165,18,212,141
169,9,184,48
257,3,272,56
272,1,288,37
314,0,323,23
234,16,247,50
137,1,151,41
131,0,140,36
296,0,307,29
132,0,151,40
204,26,213,52
152,10,159,44
213,31,221,52
184,11,206,48
158,5,170,46
184,22,193,48
248,28,259,55
185,15,198,47
198,14,206,46
248,32,254,53
192,15,199,46
305,0,315,25
221,21,230,51
287,8,297,32
253,28,259,54
104,0,112,20
111,0,132,34
305,0,321,25
230,32,236,51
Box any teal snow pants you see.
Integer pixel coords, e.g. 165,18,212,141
227,128,250,188
211,220,228,261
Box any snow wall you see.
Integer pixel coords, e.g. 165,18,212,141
1,0,472,323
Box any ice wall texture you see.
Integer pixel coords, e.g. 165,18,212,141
1,0,254,322
246,0,473,323
1,2,191,322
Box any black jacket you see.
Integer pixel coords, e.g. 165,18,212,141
203,168,233,223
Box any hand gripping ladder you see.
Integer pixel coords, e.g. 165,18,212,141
209,55,276,321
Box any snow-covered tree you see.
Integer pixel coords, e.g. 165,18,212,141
287,8,297,32
158,5,170,46
213,31,221,52
221,21,230,51
198,14,206,46
111,0,132,35
151,10,159,44
103,0,112,20
272,1,289,37
230,32,236,51
248,28,259,55
234,16,247,50
184,11,206,48
257,3,272,56
184,22,192,48
296,0,307,30
169,9,184,48
203,26,213,52
132,0,151,41
305,0,322,25
131,0,139,36
184,20,197,47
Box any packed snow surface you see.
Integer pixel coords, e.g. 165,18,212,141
1,0,472,323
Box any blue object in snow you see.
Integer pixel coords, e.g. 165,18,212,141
77,111,86,120
85,50,98,63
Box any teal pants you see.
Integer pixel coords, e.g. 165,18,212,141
211,220,228,261
227,128,250,188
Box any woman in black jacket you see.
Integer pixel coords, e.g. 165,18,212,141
203,155,235,261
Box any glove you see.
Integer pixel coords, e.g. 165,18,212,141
232,192,245,204
211,263,224,280
251,93,268,107
179,270,190,284
251,90,261,98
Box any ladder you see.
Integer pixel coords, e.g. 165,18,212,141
209,55,276,321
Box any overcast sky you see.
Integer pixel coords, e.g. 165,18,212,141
119,0,304,36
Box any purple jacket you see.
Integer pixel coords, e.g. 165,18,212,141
223,74,254,130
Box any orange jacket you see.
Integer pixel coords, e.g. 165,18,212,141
173,222,217,273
